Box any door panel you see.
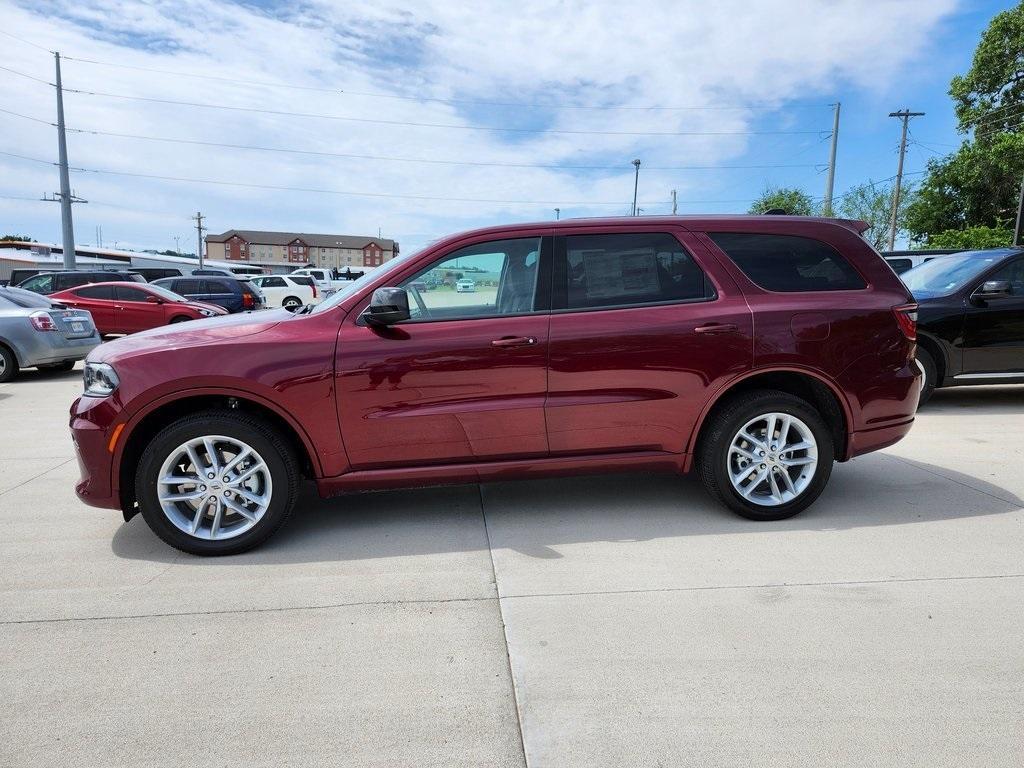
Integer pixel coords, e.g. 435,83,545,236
66,285,116,332
335,235,551,470
963,258,1024,374
114,286,158,333
545,229,752,456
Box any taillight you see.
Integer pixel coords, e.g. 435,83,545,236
892,303,917,341
310,283,317,298
243,292,255,309
29,311,57,331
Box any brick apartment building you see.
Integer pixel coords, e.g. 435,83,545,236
206,230,398,271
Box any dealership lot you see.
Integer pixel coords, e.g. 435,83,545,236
1,367,1021,767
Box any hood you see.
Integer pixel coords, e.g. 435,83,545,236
90,308,290,363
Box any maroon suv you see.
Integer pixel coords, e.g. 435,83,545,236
70,216,921,555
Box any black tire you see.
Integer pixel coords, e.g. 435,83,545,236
696,389,834,521
169,315,192,324
0,344,18,383
282,296,302,311
916,347,937,408
135,410,301,555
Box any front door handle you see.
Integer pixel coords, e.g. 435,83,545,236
491,336,537,348
694,323,738,335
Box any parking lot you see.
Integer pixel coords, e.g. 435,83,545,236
1,366,1021,767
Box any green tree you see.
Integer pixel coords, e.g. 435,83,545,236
747,186,819,215
926,225,1013,249
1,234,34,242
837,180,916,250
906,3,1024,244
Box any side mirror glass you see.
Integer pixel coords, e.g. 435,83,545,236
146,295,164,304
362,287,411,326
973,279,1012,302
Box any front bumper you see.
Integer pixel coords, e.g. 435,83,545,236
70,395,120,510
20,332,100,368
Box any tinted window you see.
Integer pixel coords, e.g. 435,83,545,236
203,279,234,293
75,284,116,300
400,237,542,321
710,232,866,292
18,274,53,293
262,276,286,288
886,258,913,274
556,232,712,310
116,286,152,302
986,258,1024,296
174,279,203,294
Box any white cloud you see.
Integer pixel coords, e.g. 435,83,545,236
0,0,958,253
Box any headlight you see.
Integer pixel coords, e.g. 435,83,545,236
198,309,217,317
83,362,119,397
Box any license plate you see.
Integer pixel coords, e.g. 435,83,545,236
71,322,85,333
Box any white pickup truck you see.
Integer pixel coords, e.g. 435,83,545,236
289,268,366,298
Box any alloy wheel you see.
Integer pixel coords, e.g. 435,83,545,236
726,412,818,507
156,435,273,540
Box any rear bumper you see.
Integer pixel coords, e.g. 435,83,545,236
19,332,99,368
69,396,120,510
848,417,915,458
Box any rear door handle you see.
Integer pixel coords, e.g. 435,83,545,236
491,336,537,348
694,323,738,334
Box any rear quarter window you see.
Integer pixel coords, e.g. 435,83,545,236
709,232,867,292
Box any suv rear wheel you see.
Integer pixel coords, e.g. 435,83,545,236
135,410,300,555
697,390,834,521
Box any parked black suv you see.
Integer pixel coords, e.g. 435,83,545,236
16,270,146,295
151,276,263,313
903,248,1024,404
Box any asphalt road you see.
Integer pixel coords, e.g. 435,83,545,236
1,366,1021,767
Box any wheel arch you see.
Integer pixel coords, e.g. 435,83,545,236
114,389,321,519
915,331,947,385
688,368,853,465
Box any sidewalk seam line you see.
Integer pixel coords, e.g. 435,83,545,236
478,483,530,768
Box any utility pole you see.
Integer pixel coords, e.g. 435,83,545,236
671,189,677,215
193,212,206,268
173,235,181,254
823,102,841,217
554,207,560,220
55,52,78,270
1014,172,1024,247
631,159,641,216
887,108,924,250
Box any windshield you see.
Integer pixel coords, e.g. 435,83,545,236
0,286,56,308
144,284,189,302
901,251,1010,297
310,247,425,314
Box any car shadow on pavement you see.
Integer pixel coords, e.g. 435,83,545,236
110,451,1023,565
924,384,1024,413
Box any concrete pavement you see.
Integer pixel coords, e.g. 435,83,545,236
0,366,1021,766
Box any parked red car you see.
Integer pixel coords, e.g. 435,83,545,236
51,282,227,335
70,216,921,555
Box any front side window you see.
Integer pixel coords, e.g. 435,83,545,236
554,232,713,310
116,286,152,302
19,274,53,293
400,237,542,321
709,232,866,292
75,284,116,300
984,258,1024,296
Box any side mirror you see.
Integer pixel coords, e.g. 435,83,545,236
146,295,164,304
362,287,410,326
973,279,1012,302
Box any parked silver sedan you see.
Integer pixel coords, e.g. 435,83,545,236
0,286,100,382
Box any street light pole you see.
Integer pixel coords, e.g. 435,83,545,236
631,159,641,216
554,207,560,220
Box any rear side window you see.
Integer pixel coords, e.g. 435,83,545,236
709,233,867,292
262,276,286,288
76,285,116,300
175,279,202,293
555,232,713,310
886,258,913,274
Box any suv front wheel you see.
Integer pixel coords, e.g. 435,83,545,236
697,390,834,521
135,410,300,555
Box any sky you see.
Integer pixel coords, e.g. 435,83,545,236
0,0,1015,255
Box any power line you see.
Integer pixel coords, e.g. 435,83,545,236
61,88,825,138
0,107,54,126
61,55,832,113
0,147,766,205
60,124,821,172
0,30,53,54
0,63,53,86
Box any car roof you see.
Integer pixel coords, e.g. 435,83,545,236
942,247,1020,259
